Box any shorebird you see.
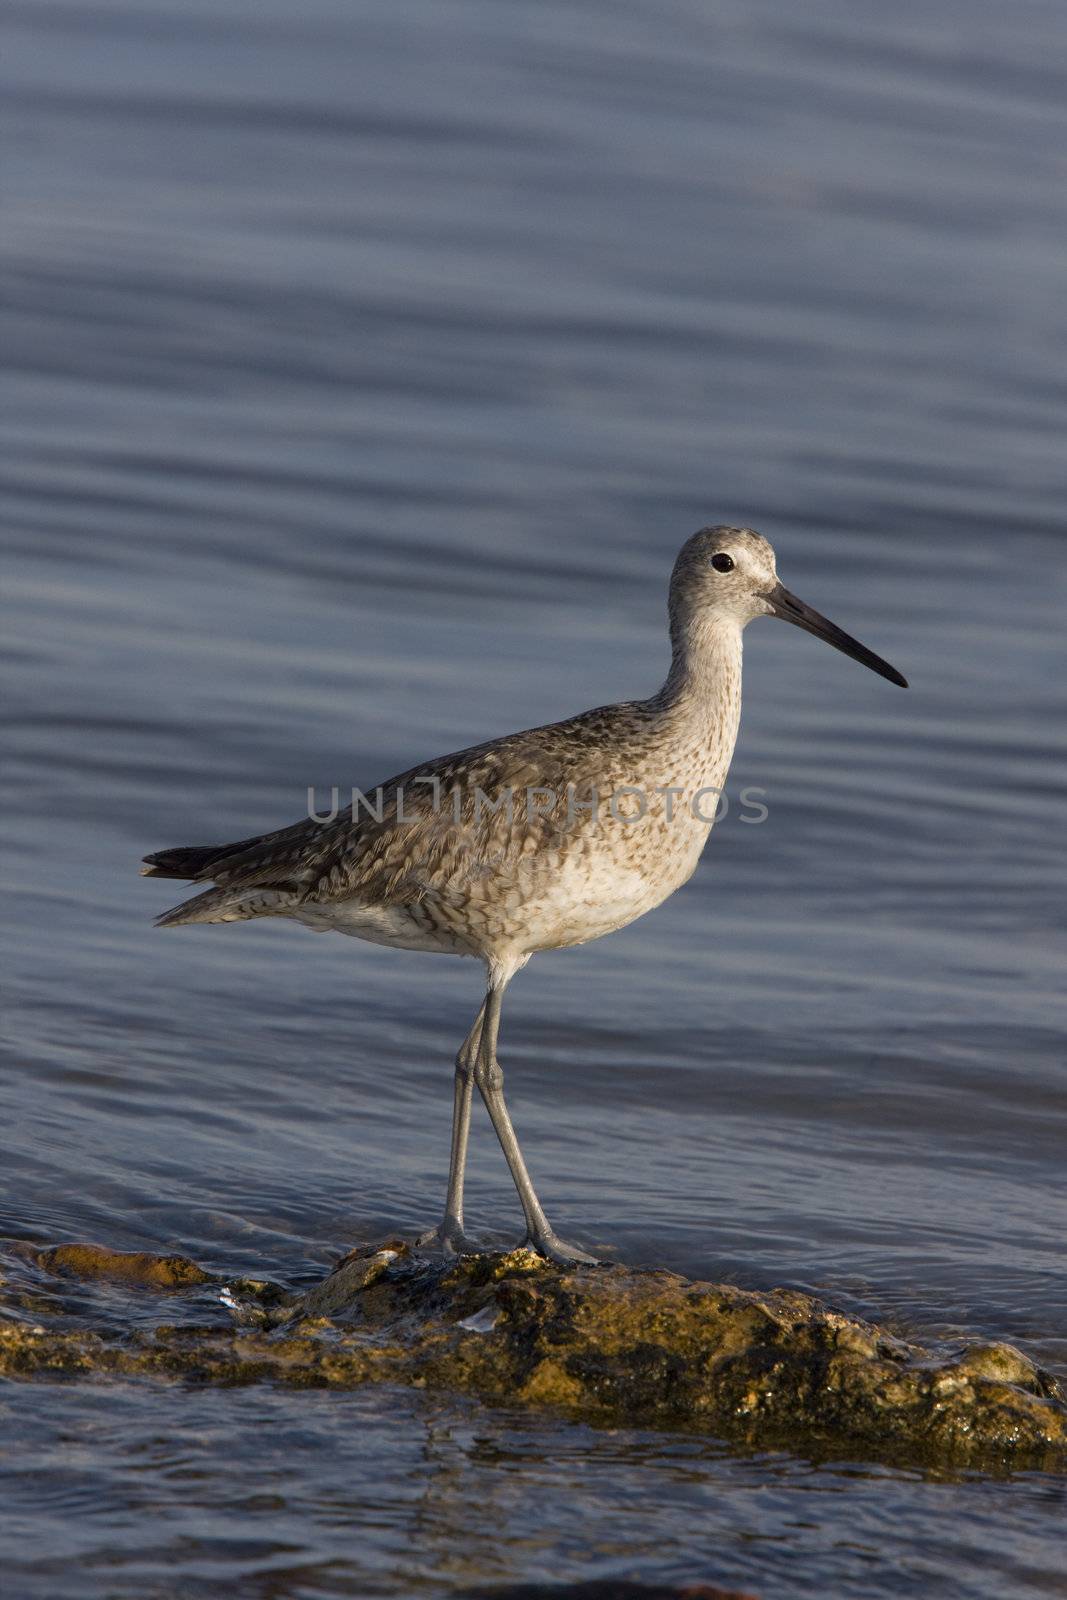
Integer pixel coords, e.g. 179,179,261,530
143,526,906,1264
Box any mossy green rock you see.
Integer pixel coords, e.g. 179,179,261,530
31,1242,215,1289
3,1241,1064,1468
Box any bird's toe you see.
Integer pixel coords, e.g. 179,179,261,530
415,1224,484,1260
525,1230,601,1268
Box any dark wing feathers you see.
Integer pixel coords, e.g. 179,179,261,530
141,836,268,880
141,817,331,884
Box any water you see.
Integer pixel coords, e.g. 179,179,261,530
2,1,1066,1594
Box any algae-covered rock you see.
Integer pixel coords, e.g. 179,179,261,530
31,1243,215,1290
391,1256,1065,1463
4,1239,1064,1469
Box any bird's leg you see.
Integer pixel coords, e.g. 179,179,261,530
474,983,599,1267
417,999,485,1256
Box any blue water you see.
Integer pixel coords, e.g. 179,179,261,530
2,2,1066,1595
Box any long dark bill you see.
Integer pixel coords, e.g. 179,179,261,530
766,582,908,688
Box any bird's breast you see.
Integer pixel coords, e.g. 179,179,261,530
471,786,717,955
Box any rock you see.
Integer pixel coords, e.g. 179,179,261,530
217,1239,407,1328
2,1241,1063,1469
282,1237,407,1322
31,1243,216,1290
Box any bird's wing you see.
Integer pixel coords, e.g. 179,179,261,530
298,726,591,908
144,706,631,907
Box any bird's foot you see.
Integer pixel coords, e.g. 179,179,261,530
523,1229,601,1268
415,1223,484,1260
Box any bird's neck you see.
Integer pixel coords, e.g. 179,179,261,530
647,612,744,787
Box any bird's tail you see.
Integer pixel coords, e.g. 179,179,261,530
143,820,323,925
141,838,265,880
154,884,302,928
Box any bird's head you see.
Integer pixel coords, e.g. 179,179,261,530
670,525,908,687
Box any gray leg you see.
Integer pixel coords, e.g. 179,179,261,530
418,999,485,1256
474,983,598,1267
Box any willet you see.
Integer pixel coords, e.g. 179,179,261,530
143,526,906,1264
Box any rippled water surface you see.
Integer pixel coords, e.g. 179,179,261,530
3,2,1067,1596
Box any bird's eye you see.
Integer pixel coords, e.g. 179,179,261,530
710,553,735,573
